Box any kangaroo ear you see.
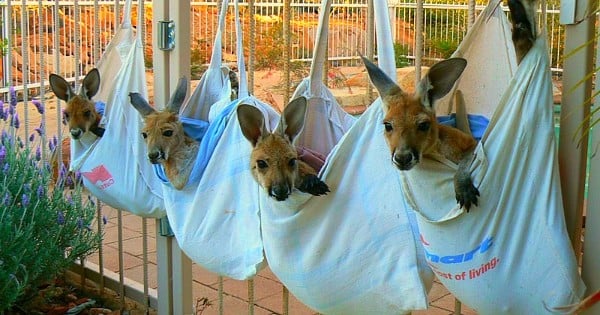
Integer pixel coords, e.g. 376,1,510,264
129,92,156,117
361,56,403,113
237,104,267,147
277,96,307,143
166,76,188,114
49,74,74,102
81,68,101,99
417,58,467,110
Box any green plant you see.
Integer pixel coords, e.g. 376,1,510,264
0,38,8,57
430,39,459,59
253,21,286,70
0,87,101,312
393,42,411,68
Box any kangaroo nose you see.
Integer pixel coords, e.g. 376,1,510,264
270,185,291,201
148,151,161,163
393,152,415,170
70,128,83,139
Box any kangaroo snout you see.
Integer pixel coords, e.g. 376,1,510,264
269,183,292,201
392,149,419,170
147,150,165,164
70,128,83,139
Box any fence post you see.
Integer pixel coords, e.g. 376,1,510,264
582,7,600,313
167,1,193,314
558,0,594,257
152,3,171,314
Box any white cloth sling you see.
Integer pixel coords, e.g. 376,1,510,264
259,0,432,313
158,0,278,280
399,1,586,313
69,0,165,218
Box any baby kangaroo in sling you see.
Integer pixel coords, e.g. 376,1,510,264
237,97,330,201
362,57,478,211
363,0,537,212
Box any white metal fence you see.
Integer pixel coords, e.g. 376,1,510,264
0,0,592,314
1,0,565,91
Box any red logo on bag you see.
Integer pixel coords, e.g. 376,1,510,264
420,234,430,246
82,165,115,190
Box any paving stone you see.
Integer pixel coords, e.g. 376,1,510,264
192,264,221,287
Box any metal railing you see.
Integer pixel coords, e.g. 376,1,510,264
1,0,565,90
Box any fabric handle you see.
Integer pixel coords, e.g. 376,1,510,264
234,0,249,98
208,0,230,70
122,0,133,28
374,0,397,80
308,0,332,93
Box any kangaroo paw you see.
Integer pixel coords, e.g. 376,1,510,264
91,126,105,137
455,178,480,212
297,174,330,196
508,0,536,63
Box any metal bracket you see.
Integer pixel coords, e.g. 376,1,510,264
157,20,175,51
159,217,174,237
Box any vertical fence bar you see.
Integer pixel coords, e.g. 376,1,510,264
97,202,105,294
248,0,255,94
282,286,289,315
1,4,8,86
142,218,149,313
365,0,373,103
454,298,462,315
466,0,474,29
6,0,12,87
115,0,120,30
94,0,101,63
138,2,150,311
153,0,172,311
248,279,255,315
581,11,600,315
282,0,291,104
20,0,30,145
155,219,172,314
558,0,594,256
414,0,422,87
73,0,86,289
169,0,193,312
52,0,63,170
74,0,81,81
218,276,224,315
37,0,47,162
117,209,126,309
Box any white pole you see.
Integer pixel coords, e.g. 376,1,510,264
558,0,593,257
167,1,193,314
152,1,178,314
582,2,600,313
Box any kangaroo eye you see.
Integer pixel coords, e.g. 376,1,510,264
288,158,297,167
383,122,393,132
257,160,268,169
163,130,173,137
417,121,431,132
83,110,92,118
64,112,70,119
141,132,147,139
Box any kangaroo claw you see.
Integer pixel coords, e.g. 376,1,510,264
455,180,480,212
91,126,105,137
297,174,330,196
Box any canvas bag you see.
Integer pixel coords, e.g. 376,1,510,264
258,0,432,313
68,0,165,218
179,0,234,121
399,1,586,313
289,0,356,156
158,0,278,280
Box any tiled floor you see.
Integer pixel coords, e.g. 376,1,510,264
87,207,477,315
